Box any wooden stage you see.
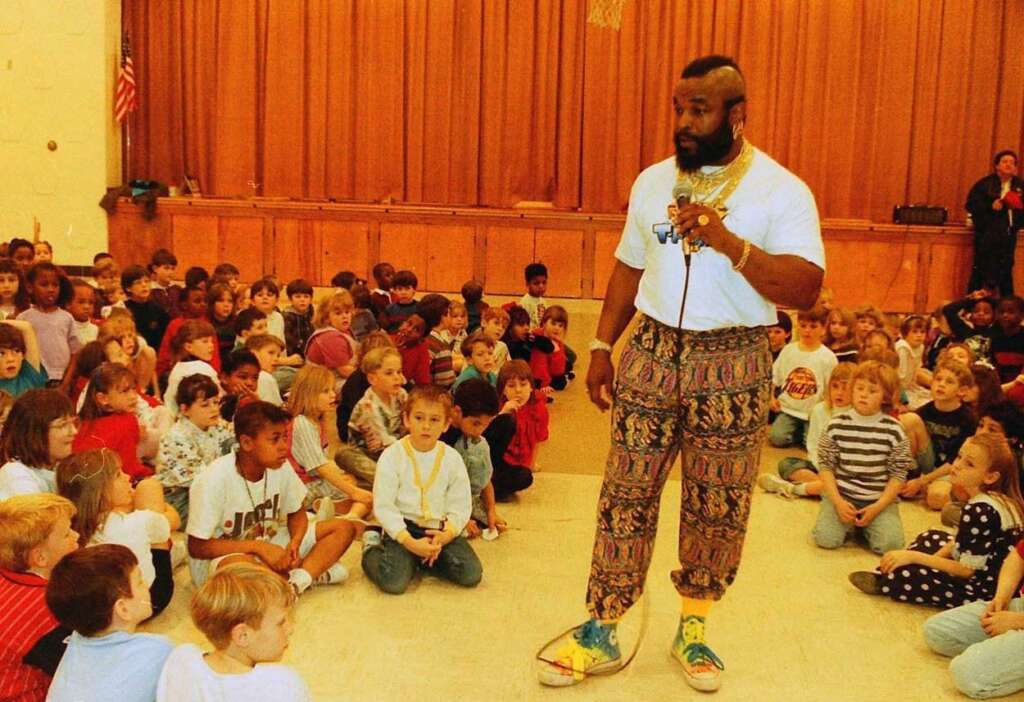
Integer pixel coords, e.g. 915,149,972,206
107,197,1006,312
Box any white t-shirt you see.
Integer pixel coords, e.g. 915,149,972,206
257,370,283,406
90,510,171,586
187,452,307,586
772,342,838,420
895,338,931,409
805,401,850,466
73,319,99,345
0,460,55,499
164,360,221,415
614,150,825,330
156,644,312,702
266,310,286,344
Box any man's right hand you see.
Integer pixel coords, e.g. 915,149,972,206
587,351,615,411
993,199,1005,211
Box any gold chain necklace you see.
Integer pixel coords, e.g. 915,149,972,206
676,139,755,215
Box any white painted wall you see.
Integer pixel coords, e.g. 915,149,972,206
0,0,121,265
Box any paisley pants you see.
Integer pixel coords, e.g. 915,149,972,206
586,315,772,620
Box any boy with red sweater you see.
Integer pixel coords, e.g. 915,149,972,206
486,361,546,499
0,494,79,702
530,305,574,392
392,314,430,387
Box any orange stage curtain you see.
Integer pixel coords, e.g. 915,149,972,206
126,0,1024,222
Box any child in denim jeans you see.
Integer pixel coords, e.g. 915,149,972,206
813,360,913,554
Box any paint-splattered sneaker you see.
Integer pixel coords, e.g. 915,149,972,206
672,626,725,692
537,619,621,687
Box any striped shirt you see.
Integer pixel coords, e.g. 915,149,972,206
426,331,456,388
0,569,62,702
817,410,912,503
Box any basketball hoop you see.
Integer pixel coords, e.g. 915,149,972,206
587,0,627,30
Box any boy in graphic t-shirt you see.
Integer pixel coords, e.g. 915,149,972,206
186,401,356,594
769,306,838,448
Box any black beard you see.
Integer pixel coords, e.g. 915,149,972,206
674,117,735,171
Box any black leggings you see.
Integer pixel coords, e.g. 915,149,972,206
148,548,174,617
483,414,534,500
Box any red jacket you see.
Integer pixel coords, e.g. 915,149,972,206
504,391,549,468
528,329,566,388
0,569,62,702
395,338,431,386
73,413,152,479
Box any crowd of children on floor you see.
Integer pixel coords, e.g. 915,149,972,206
0,241,571,702
760,288,1024,698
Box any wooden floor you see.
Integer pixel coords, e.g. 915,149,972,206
145,299,984,701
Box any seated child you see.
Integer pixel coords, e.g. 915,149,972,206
530,305,574,391
813,361,912,554
186,401,354,593
92,260,122,317
74,364,153,479
121,265,170,351
853,304,885,349
991,295,1024,384
419,294,457,388
16,262,81,383
157,285,222,377
0,389,77,499
338,347,408,487
760,362,855,499
251,279,302,376
447,300,469,372
899,360,977,509
156,563,311,702
391,314,430,386
461,279,488,333
7,237,35,272
0,258,28,320
486,360,545,499
285,364,373,518
943,291,997,366
58,448,180,615
923,538,1024,699
147,248,182,317
0,494,78,701
305,291,358,384
157,374,236,522
825,307,858,362
67,278,98,345
481,306,510,369
282,278,314,358
769,306,837,448
335,332,394,442
33,241,52,264
895,314,933,409
766,310,792,363
218,350,261,422
0,319,46,397
233,307,268,350
502,305,554,364
849,433,1024,609
245,334,285,406
383,269,419,332
442,379,506,538
369,262,394,319
212,263,241,293
454,331,497,390
207,282,237,360
350,283,380,341
45,544,174,702
362,385,482,594
163,319,221,415
97,310,158,395
519,262,548,328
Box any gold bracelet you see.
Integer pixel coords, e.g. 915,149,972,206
733,240,751,272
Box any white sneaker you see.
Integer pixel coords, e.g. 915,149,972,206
170,536,188,569
757,473,796,498
287,568,314,595
316,562,349,586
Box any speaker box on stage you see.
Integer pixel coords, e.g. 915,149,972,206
892,204,948,225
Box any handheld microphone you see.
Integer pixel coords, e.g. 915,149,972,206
672,182,704,256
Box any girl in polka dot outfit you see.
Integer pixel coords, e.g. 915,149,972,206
849,432,1024,608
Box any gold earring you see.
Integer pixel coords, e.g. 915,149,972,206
732,120,744,140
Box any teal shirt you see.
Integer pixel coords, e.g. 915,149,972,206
0,361,47,398
453,365,497,391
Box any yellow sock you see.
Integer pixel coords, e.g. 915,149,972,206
679,597,712,648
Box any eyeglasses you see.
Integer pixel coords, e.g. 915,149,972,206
49,417,80,432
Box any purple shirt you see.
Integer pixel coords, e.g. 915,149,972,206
16,307,81,380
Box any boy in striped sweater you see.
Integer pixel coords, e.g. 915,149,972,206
813,361,913,554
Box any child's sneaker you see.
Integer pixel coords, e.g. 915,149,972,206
537,619,621,686
362,529,383,552
848,571,883,595
316,562,349,586
757,473,796,498
287,568,314,595
671,624,725,692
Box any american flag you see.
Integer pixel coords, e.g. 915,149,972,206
115,35,137,123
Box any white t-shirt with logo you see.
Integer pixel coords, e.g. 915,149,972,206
772,342,838,420
186,452,307,586
0,461,55,499
614,149,825,330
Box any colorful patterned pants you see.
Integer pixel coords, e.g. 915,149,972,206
586,315,772,620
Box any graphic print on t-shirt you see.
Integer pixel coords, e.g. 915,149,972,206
782,367,818,400
223,493,281,540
